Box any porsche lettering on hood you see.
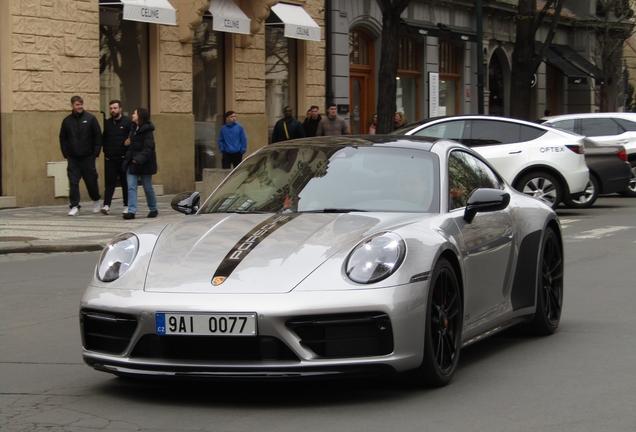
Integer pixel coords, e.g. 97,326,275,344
212,213,301,285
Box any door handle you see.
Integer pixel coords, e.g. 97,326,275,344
509,150,522,154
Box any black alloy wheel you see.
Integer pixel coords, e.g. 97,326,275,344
528,227,563,335
417,257,462,387
564,175,599,208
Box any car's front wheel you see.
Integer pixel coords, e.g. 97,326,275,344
515,172,562,209
416,257,462,387
528,227,563,335
564,175,599,208
619,161,636,197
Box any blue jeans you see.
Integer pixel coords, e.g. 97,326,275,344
126,168,157,214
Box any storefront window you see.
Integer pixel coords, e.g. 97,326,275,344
439,41,460,116
99,7,149,117
266,27,297,142
193,19,224,180
397,36,420,124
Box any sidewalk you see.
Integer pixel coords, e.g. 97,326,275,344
0,195,182,254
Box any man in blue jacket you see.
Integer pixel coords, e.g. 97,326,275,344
218,111,247,169
59,95,102,216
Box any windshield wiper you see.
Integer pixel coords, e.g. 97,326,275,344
301,208,367,213
226,210,271,214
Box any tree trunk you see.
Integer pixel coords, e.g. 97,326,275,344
375,0,411,134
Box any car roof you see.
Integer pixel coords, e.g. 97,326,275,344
395,114,553,130
543,112,636,122
268,134,444,152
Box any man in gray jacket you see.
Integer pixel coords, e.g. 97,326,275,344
316,103,350,136
59,95,102,216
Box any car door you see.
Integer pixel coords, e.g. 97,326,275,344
462,119,531,183
579,117,626,147
448,150,515,325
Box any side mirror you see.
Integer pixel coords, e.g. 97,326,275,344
171,191,201,215
463,188,510,223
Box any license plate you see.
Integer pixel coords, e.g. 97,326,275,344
156,313,257,336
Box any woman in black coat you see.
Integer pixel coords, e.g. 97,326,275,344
123,108,158,219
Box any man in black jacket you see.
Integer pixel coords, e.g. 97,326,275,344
59,95,102,216
100,100,132,215
302,105,322,137
271,106,305,143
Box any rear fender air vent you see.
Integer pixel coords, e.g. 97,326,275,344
80,310,138,354
286,312,393,358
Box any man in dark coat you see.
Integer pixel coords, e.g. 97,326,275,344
59,95,102,216
271,106,306,143
100,100,133,215
302,105,322,137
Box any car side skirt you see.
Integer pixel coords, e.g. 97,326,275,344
510,230,542,311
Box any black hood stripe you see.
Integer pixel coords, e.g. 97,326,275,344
212,214,301,282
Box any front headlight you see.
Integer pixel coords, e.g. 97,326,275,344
345,232,406,284
97,233,139,282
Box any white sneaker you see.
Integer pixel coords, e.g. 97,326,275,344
68,207,79,216
122,206,129,214
100,205,110,215
93,200,100,213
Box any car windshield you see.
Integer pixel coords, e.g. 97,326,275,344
199,144,440,214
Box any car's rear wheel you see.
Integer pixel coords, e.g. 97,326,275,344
564,174,599,208
416,257,462,387
618,161,636,197
515,172,562,209
528,227,563,335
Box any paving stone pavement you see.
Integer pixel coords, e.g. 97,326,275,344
0,195,182,254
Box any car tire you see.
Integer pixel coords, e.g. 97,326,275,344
515,172,562,209
618,161,636,197
564,174,599,208
527,227,563,336
416,257,463,387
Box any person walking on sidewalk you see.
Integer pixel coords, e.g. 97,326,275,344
100,100,132,215
122,108,158,220
316,103,349,136
302,105,322,137
218,111,247,169
59,95,102,216
271,106,305,143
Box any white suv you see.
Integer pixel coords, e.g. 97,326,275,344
393,115,589,209
543,112,636,197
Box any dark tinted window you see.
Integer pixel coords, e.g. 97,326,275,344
548,119,576,133
414,120,466,141
520,124,546,141
613,118,636,131
468,120,521,146
448,151,504,210
580,118,622,137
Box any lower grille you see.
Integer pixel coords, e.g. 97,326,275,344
81,310,138,354
130,335,299,362
286,313,393,358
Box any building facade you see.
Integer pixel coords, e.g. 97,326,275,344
0,0,325,207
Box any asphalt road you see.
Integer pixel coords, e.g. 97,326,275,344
1,195,635,432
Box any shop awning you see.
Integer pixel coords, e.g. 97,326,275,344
551,44,603,85
209,0,250,35
536,42,591,85
266,3,320,42
402,19,477,43
100,0,177,25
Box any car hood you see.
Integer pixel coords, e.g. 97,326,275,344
144,212,423,294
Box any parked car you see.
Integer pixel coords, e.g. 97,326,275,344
80,136,563,387
542,112,636,197
563,138,630,208
392,115,589,209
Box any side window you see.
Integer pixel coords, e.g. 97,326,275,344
468,120,521,146
520,124,547,142
549,119,576,133
448,151,504,210
612,118,636,132
415,120,466,141
580,118,621,137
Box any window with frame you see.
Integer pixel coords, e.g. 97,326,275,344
439,41,460,116
349,30,375,134
449,151,504,210
266,27,297,142
397,36,420,124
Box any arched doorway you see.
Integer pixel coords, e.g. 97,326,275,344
349,29,375,134
488,48,511,116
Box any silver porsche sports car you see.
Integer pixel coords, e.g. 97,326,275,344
80,136,563,387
